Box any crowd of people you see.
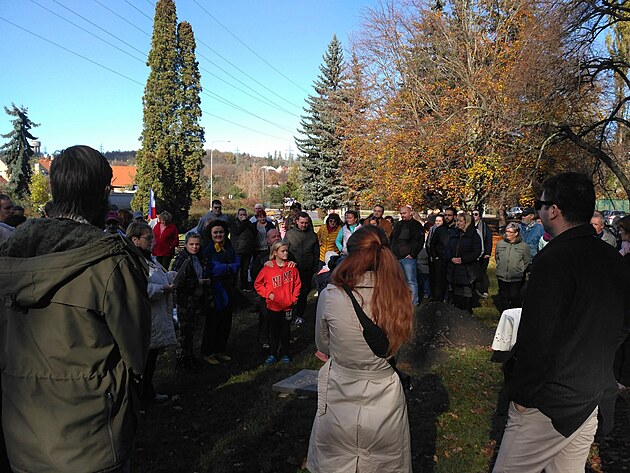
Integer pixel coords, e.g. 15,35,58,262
1,150,630,473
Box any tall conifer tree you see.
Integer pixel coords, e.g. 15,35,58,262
0,104,39,199
296,35,349,210
133,0,181,222
176,21,205,206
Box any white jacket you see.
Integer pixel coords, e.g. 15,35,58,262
147,257,177,349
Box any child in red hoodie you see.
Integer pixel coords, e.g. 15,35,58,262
254,241,301,365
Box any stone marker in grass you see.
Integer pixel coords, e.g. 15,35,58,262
272,369,318,397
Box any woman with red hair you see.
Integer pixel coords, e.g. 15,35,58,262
307,225,414,473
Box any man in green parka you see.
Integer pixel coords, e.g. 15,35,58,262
0,145,151,473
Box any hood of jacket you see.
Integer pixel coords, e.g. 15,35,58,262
0,218,147,311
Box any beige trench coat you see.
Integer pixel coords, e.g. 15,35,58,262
307,273,411,473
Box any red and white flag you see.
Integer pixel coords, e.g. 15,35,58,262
148,188,157,219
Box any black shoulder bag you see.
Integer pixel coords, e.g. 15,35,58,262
342,286,412,391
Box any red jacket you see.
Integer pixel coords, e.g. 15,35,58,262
152,223,179,257
254,261,301,312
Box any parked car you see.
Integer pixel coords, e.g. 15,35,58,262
606,210,627,226
506,206,523,219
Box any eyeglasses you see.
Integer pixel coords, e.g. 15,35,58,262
213,206,222,209
505,230,517,234
472,212,480,216
534,200,555,210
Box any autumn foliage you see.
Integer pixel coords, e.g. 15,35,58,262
339,0,604,210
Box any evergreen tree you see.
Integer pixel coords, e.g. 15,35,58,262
296,35,349,210
0,104,39,200
176,21,205,207
132,0,181,221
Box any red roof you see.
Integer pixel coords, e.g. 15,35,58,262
38,158,52,173
110,165,137,188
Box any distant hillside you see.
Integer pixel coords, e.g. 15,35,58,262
103,150,136,162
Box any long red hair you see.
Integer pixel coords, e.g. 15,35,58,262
332,225,413,355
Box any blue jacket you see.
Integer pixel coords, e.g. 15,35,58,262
520,221,544,263
204,242,240,310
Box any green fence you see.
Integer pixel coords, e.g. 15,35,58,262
596,199,629,211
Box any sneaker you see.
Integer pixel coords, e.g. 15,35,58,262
264,355,277,366
152,393,169,403
294,316,304,325
243,288,253,293
262,343,270,349
280,355,291,363
481,292,489,299
206,355,220,365
216,353,232,362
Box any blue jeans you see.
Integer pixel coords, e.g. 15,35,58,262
418,271,430,299
399,258,419,305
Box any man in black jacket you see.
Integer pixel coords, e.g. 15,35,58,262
391,206,424,305
472,209,493,298
429,207,456,302
283,212,319,324
493,172,630,472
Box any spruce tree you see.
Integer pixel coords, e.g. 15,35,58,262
132,0,181,221
296,35,349,210
0,104,39,200
176,21,205,208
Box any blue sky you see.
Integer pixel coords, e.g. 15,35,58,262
0,0,378,157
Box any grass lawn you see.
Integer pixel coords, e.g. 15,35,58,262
434,347,502,472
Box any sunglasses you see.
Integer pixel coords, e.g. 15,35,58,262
534,200,555,210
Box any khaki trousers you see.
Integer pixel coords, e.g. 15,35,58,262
493,402,598,473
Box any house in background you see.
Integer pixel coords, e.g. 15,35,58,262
111,165,137,191
36,158,52,176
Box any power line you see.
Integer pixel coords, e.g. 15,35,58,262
195,36,303,111
24,2,295,131
92,1,302,117
91,0,299,117
29,0,146,64
204,111,292,141
93,0,151,37
49,0,147,58
201,89,295,133
200,62,299,118
196,50,299,117
122,0,153,22
191,0,310,95
0,16,145,86
0,16,293,143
